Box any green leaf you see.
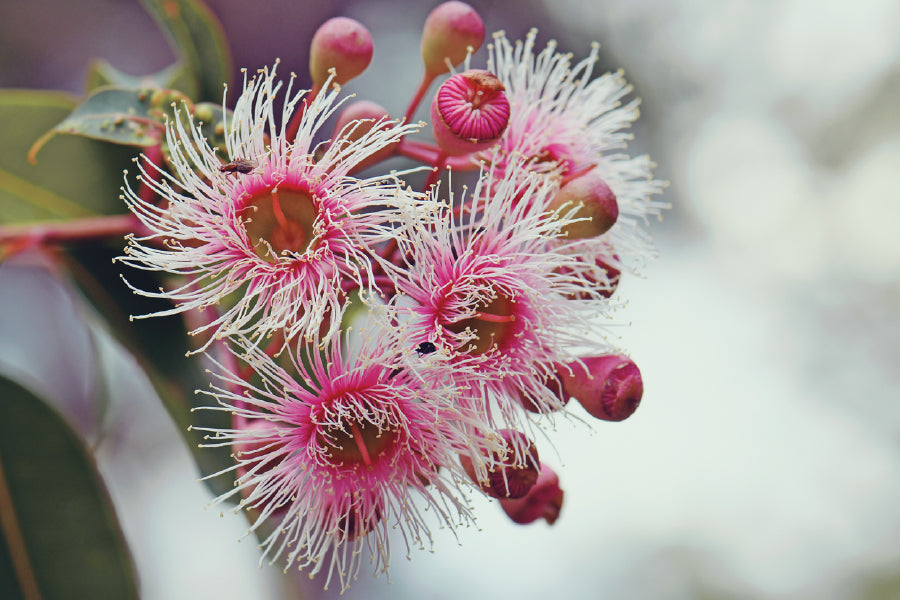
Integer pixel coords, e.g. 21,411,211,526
0,90,137,223
141,0,233,103
84,58,200,101
0,376,138,600
61,243,234,498
28,87,193,159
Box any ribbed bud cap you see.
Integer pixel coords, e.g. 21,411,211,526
460,429,540,499
499,464,564,525
430,70,510,156
560,355,643,421
309,17,374,88
547,172,619,239
421,1,485,76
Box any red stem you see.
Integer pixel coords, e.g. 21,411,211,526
0,214,146,259
425,150,448,190
404,72,437,124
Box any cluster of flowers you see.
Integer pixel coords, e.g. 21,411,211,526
118,2,665,591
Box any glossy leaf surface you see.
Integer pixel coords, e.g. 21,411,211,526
0,376,138,600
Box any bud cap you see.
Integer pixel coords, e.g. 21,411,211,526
430,70,510,156
547,172,619,239
310,17,374,88
421,1,485,75
560,355,643,421
499,464,564,525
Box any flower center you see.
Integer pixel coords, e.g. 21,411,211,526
445,294,518,356
241,188,318,262
319,419,398,467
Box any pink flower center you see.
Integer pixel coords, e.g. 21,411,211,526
445,293,518,355
436,71,510,141
318,419,398,467
241,188,318,262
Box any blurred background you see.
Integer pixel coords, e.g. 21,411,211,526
2,0,899,598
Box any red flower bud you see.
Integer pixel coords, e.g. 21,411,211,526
499,464,564,525
309,17,374,88
560,355,643,421
421,1,485,76
547,171,619,239
460,429,540,499
430,70,510,156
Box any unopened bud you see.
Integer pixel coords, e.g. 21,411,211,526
547,172,619,239
309,17,374,88
560,355,643,421
331,100,397,171
421,1,485,76
431,70,510,156
460,429,539,499
499,464,564,525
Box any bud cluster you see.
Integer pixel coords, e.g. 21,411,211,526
118,2,666,591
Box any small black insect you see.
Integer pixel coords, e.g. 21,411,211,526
415,341,437,357
218,157,256,175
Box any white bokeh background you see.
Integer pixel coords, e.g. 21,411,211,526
2,0,898,598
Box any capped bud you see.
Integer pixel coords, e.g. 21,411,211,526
430,70,510,156
499,464,564,525
421,1,485,76
547,171,619,239
560,355,643,421
309,17,374,88
460,429,540,499
331,100,397,171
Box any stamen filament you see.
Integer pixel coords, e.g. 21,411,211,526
349,421,372,466
473,311,516,323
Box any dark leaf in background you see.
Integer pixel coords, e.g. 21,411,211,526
140,0,233,104
0,91,137,223
0,376,139,600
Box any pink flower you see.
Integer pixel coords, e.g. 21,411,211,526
198,333,486,591
119,63,427,349
373,160,615,430
486,30,667,274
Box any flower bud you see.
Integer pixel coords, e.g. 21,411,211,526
560,355,643,421
499,464,564,525
421,1,485,76
309,17,374,88
331,100,397,171
431,70,510,156
459,429,540,499
547,171,619,239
